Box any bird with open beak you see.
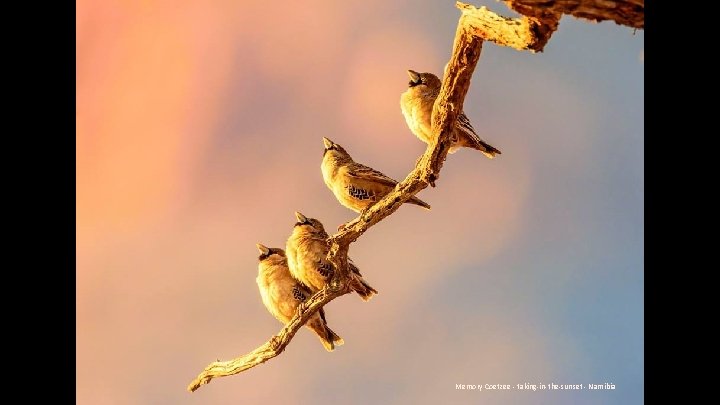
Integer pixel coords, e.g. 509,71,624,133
321,136,431,213
285,211,378,301
400,69,501,158
255,243,344,351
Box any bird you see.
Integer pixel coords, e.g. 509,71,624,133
400,69,501,158
255,243,344,352
285,211,378,301
321,137,431,213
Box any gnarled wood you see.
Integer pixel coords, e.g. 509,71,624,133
457,2,559,53
505,0,644,29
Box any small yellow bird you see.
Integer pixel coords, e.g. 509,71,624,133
400,69,501,158
255,243,344,352
285,211,378,301
321,137,431,213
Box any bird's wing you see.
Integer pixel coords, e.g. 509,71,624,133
456,111,477,134
291,282,327,321
315,258,334,278
456,112,483,144
346,164,398,188
348,259,363,277
292,283,310,302
456,111,501,156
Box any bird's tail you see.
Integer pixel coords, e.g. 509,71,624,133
325,325,344,347
471,139,502,159
455,113,501,158
308,318,342,352
351,276,378,302
348,261,378,301
408,196,431,210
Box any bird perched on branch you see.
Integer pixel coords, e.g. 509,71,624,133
255,243,344,352
285,211,377,301
400,69,501,158
321,137,431,213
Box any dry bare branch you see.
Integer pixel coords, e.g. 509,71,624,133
457,2,560,53
504,0,644,29
187,5,485,393
187,283,351,392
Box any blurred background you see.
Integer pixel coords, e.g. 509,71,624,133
76,1,643,404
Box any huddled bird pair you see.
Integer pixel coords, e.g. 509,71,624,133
256,212,377,351
255,70,501,351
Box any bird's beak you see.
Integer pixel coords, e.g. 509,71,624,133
322,137,334,150
407,69,421,85
295,211,308,224
256,243,270,256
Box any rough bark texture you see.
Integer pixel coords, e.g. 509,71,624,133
505,0,644,29
458,2,559,53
